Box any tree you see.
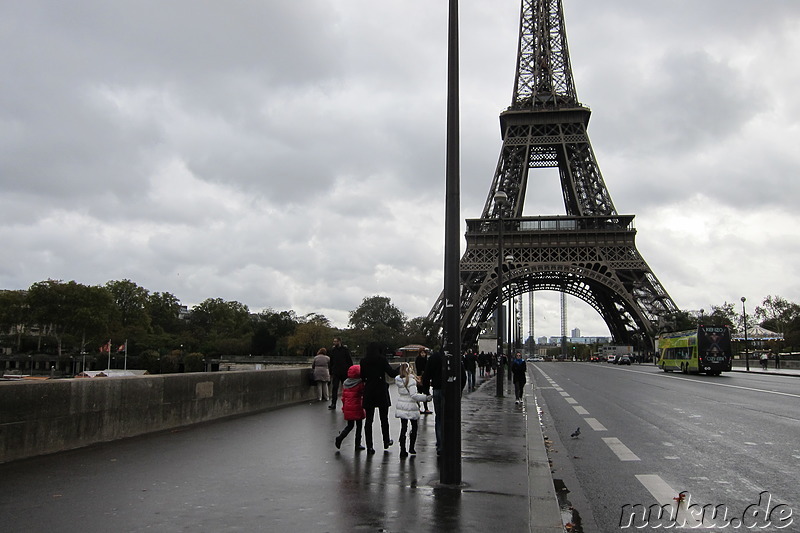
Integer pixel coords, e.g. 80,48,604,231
404,316,438,348
705,302,737,328
754,295,800,334
251,309,298,356
183,352,205,373
287,313,335,357
146,292,182,335
0,290,29,351
105,279,150,334
349,296,406,331
657,310,696,333
189,298,252,356
348,296,407,350
26,280,113,355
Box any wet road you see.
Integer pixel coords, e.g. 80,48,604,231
533,362,800,532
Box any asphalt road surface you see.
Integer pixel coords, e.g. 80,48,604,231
532,362,799,532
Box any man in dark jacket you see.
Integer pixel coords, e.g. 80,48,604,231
360,342,399,453
328,337,353,410
422,350,443,455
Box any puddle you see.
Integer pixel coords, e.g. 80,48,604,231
553,479,583,532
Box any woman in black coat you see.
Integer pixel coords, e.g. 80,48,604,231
360,342,399,454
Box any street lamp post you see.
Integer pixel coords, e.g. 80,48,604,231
440,0,462,485
495,191,508,398
741,296,749,371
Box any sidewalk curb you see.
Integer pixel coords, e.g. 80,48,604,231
526,386,564,533
730,368,800,377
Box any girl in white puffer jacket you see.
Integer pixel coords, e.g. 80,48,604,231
394,362,432,458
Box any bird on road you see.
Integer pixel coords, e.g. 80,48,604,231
570,427,581,438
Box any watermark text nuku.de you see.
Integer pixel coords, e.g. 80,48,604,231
619,490,793,529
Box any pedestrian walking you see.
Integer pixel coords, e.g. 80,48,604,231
464,350,477,391
422,350,443,455
360,342,399,454
414,349,432,414
510,352,527,404
328,337,353,410
394,363,432,458
775,352,781,369
312,348,330,402
760,352,769,371
334,364,366,452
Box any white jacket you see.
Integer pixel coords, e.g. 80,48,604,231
394,375,431,420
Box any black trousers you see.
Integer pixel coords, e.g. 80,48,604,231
329,375,344,407
338,419,363,446
364,405,391,449
399,419,418,450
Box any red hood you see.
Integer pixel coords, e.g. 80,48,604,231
347,365,361,379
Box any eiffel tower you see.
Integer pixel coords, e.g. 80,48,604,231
429,0,678,349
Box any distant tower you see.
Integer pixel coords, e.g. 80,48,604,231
528,292,535,347
560,292,567,356
429,0,678,350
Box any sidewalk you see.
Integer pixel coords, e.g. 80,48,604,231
730,364,800,377
0,373,562,533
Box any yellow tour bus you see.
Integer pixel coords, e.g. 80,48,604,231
657,325,733,376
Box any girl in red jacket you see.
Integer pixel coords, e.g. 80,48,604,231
334,364,366,452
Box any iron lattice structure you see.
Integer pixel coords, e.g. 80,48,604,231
429,0,678,348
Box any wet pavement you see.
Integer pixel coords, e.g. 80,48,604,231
0,373,563,533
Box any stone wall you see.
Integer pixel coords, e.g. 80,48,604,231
0,368,316,464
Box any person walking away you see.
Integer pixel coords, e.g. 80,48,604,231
360,342,399,454
464,350,477,391
312,348,331,402
422,350,443,455
414,349,432,414
775,352,781,369
510,352,527,405
394,363,432,458
334,365,366,452
328,337,353,410
760,352,769,371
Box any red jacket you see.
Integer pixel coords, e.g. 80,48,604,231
341,364,365,421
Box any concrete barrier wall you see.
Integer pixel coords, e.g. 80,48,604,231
0,368,317,464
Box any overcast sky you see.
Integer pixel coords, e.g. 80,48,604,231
3,1,800,338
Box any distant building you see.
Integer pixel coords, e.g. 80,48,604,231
571,327,581,338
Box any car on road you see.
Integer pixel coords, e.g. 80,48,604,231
616,355,631,365
526,357,544,362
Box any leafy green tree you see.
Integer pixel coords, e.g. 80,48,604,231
0,290,29,351
657,310,695,333
146,292,183,334
183,352,205,372
348,295,407,350
27,280,113,355
189,298,252,356
69,284,116,352
705,302,737,328
139,349,162,374
288,313,335,357
105,279,150,335
349,296,406,331
754,295,800,334
251,309,298,355
404,316,438,348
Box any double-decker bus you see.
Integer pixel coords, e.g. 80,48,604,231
657,325,733,376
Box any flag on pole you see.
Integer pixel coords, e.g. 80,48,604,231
118,344,125,352
99,341,111,353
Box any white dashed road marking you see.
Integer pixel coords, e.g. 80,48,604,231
603,437,640,461
584,417,607,431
